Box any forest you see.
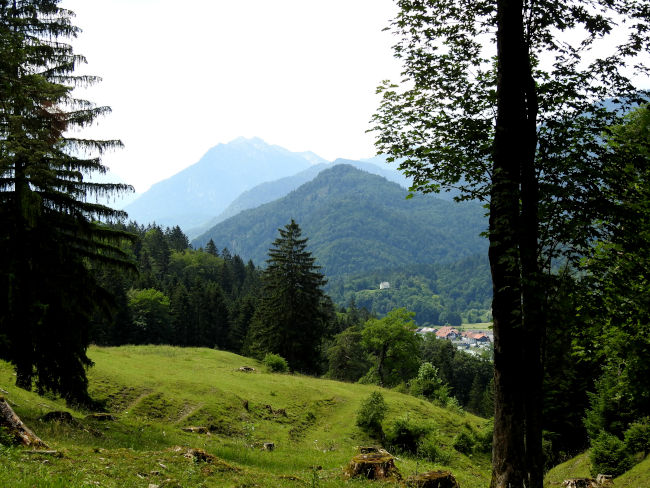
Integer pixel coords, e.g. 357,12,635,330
87,220,495,419
0,1,649,488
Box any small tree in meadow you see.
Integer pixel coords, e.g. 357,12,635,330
356,391,386,439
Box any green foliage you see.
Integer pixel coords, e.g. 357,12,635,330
419,335,493,414
409,362,450,405
0,427,15,447
325,326,369,382
263,353,288,373
417,436,453,464
385,417,431,454
590,432,634,478
355,391,386,438
327,257,491,326
453,430,476,455
244,220,331,374
371,0,649,483
361,308,421,387
624,418,650,455
475,421,493,453
580,106,650,457
89,222,264,354
0,1,136,401
193,164,488,279
127,289,172,344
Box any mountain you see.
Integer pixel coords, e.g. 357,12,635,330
123,137,326,230
187,158,414,238
192,164,488,278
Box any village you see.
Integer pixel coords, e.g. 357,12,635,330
415,325,493,355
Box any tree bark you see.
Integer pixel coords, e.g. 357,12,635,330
490,0,540,486
0,397,48,448
520,50,544,488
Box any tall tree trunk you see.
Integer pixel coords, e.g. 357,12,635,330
520,47,544,488
490,0,534,486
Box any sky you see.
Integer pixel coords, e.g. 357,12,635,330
59,0,403,192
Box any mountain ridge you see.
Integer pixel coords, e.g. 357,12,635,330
192,164,488,278
123,137,324,229
186,157,413,238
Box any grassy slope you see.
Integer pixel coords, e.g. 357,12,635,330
0,345,491,488
544,450,650,487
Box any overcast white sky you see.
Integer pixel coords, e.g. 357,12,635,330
59,0,402,192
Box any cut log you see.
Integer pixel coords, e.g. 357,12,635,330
0,396,48,448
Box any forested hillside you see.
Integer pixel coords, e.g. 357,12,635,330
188,157,411,238
193,164,488,277
327,255,492,325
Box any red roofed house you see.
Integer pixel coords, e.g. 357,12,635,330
436,326,460,340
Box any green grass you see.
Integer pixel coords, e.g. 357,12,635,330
0,345,491,487
544,451,591,487
544,450,650,488
615,454,650,488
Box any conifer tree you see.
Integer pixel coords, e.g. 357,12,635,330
244,220,329,373
0,1,134,402
205,238,218,256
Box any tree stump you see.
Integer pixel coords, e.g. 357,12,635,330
184,448,217,463
407,470,461,488
345,447,401,480
0,397,48,448
563,479,599,488
596,474,613,487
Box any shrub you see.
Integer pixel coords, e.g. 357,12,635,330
409,362,451,405
386,417,430,454
263,353,288,373
590,432,634,477
624,418,650,454
452,430,476,455
417,436,452,464
356,391,386,438
476,421,493,453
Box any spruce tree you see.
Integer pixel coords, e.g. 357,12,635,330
205,238,218,256
0,1,134,402
245,220,329,373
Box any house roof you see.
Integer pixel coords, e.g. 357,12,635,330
436,326,460,338
461,331,490,341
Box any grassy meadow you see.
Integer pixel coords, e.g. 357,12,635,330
0,345,492,488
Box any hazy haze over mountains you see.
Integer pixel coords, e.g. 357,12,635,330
123,137,326,230
122,137,421,236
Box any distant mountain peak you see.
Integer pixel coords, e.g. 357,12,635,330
124,138,325,230
229,136,267,146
